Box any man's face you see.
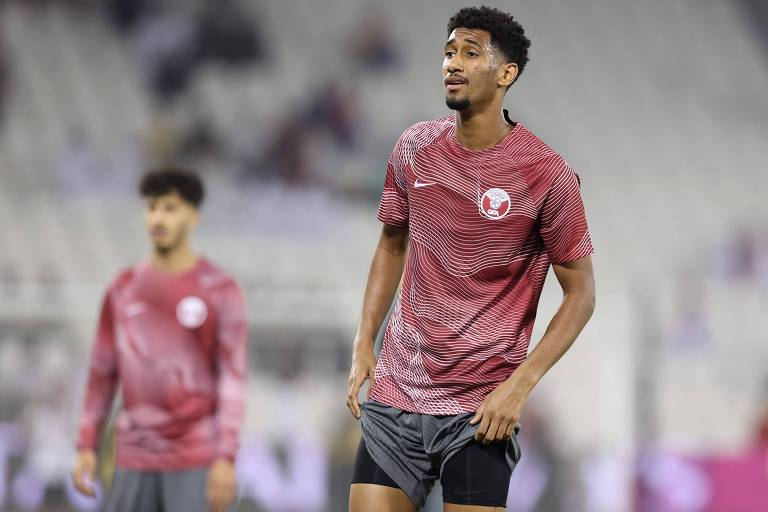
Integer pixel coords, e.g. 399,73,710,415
443,28,513,111
143,191,198,252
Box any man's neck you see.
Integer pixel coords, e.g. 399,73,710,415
455,102,512,150
151,244,199,274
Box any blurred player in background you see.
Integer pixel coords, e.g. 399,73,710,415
71,169,248,512
347,6,595,511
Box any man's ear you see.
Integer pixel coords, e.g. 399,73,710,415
191,209,201,228
498,62,518,88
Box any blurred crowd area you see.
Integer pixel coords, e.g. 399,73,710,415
1,0,768,511
0,0,401,200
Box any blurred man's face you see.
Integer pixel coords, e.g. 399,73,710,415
143,191,198,253
443,28,513,111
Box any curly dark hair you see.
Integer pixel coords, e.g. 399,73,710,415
447,6,531,80
139,168,205,208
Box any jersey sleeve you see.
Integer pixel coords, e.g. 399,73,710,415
213,281,248,463
539,161,594,264
75,287,119,452
376,133,410,227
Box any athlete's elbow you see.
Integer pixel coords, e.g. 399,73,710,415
566,288,595,319
582,290,596,319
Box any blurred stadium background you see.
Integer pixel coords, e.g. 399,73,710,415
0,0,767,510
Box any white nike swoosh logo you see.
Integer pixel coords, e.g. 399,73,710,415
414,180,437,188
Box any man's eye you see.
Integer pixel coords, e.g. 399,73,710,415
467,51,478,57
445,51,455,57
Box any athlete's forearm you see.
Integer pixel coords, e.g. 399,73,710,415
353,224,409,353
512,257,595,392
513,290,595,391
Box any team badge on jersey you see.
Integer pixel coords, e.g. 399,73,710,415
176,296,208,329
479,188,511,220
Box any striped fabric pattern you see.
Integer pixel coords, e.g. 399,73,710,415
371,114,593,415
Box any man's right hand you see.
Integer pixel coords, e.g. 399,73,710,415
71,449,98,497
346,344,377,419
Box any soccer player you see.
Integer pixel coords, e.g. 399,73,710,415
71,169,247,512
347,6,595,512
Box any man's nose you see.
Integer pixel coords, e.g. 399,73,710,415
446,55,463,73
149,211,165,224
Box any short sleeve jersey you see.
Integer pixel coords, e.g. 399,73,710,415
370,113,594,415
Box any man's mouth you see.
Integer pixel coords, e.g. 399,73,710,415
445,76,467,92
151,227,167,237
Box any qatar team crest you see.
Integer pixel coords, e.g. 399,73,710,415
176,296,207,329
479,188,511,220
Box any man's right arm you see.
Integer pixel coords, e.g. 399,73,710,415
72,289,119,496
345,223,408,419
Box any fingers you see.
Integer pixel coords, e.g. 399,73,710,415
208,489,225,512
469,404,484,426
72,463,96,497
206,487,219,512
474,412,515,445
209,492,230,512
207,479,235,512
482,419,502,446
474,412,491,442
72,471,89,497
346,372,367,419
346,383,360,419
73,474,96,497
206,462,237,512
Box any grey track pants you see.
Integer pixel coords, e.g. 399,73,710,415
103,468,210,512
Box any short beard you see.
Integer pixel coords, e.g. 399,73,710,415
155,244,173,256
154,228,186,256
446,96,471,111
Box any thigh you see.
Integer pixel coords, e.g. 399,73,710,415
160,468,209,512
349,484,416,512
349,438,416,512
441,440,512,509
103,470,160,512
351,437,399,489
443,504,505,512
358,401,437,508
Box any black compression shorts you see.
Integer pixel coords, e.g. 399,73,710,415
351,437,513,507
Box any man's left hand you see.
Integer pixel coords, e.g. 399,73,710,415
207,458,237,512
470,376,529,445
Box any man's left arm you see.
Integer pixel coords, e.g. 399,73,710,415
208,282,248,512
471,254,595,444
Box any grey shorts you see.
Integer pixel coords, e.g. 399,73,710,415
103,468,211,512
359,399,521,509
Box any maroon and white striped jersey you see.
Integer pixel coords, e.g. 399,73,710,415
369,113,593,415
76,259,247,470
